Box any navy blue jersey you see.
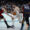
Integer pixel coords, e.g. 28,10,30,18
24,4,30,17
24,4,30,12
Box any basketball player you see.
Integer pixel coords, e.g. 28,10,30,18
21,2,29,30
4,5,22,28
12,5,22,23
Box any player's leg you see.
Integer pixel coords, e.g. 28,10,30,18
20,17,24,30
4,18,14,28
0,16,2,21
2,16,14,28
26,15,29,30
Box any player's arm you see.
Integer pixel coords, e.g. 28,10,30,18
7,13,15,19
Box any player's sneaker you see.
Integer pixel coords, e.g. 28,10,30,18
7,25,14,28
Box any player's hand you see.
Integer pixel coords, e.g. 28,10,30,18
12,17,14,20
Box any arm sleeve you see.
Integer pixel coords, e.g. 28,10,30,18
7,13,14,17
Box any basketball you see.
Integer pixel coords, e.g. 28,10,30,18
13,12,16,15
